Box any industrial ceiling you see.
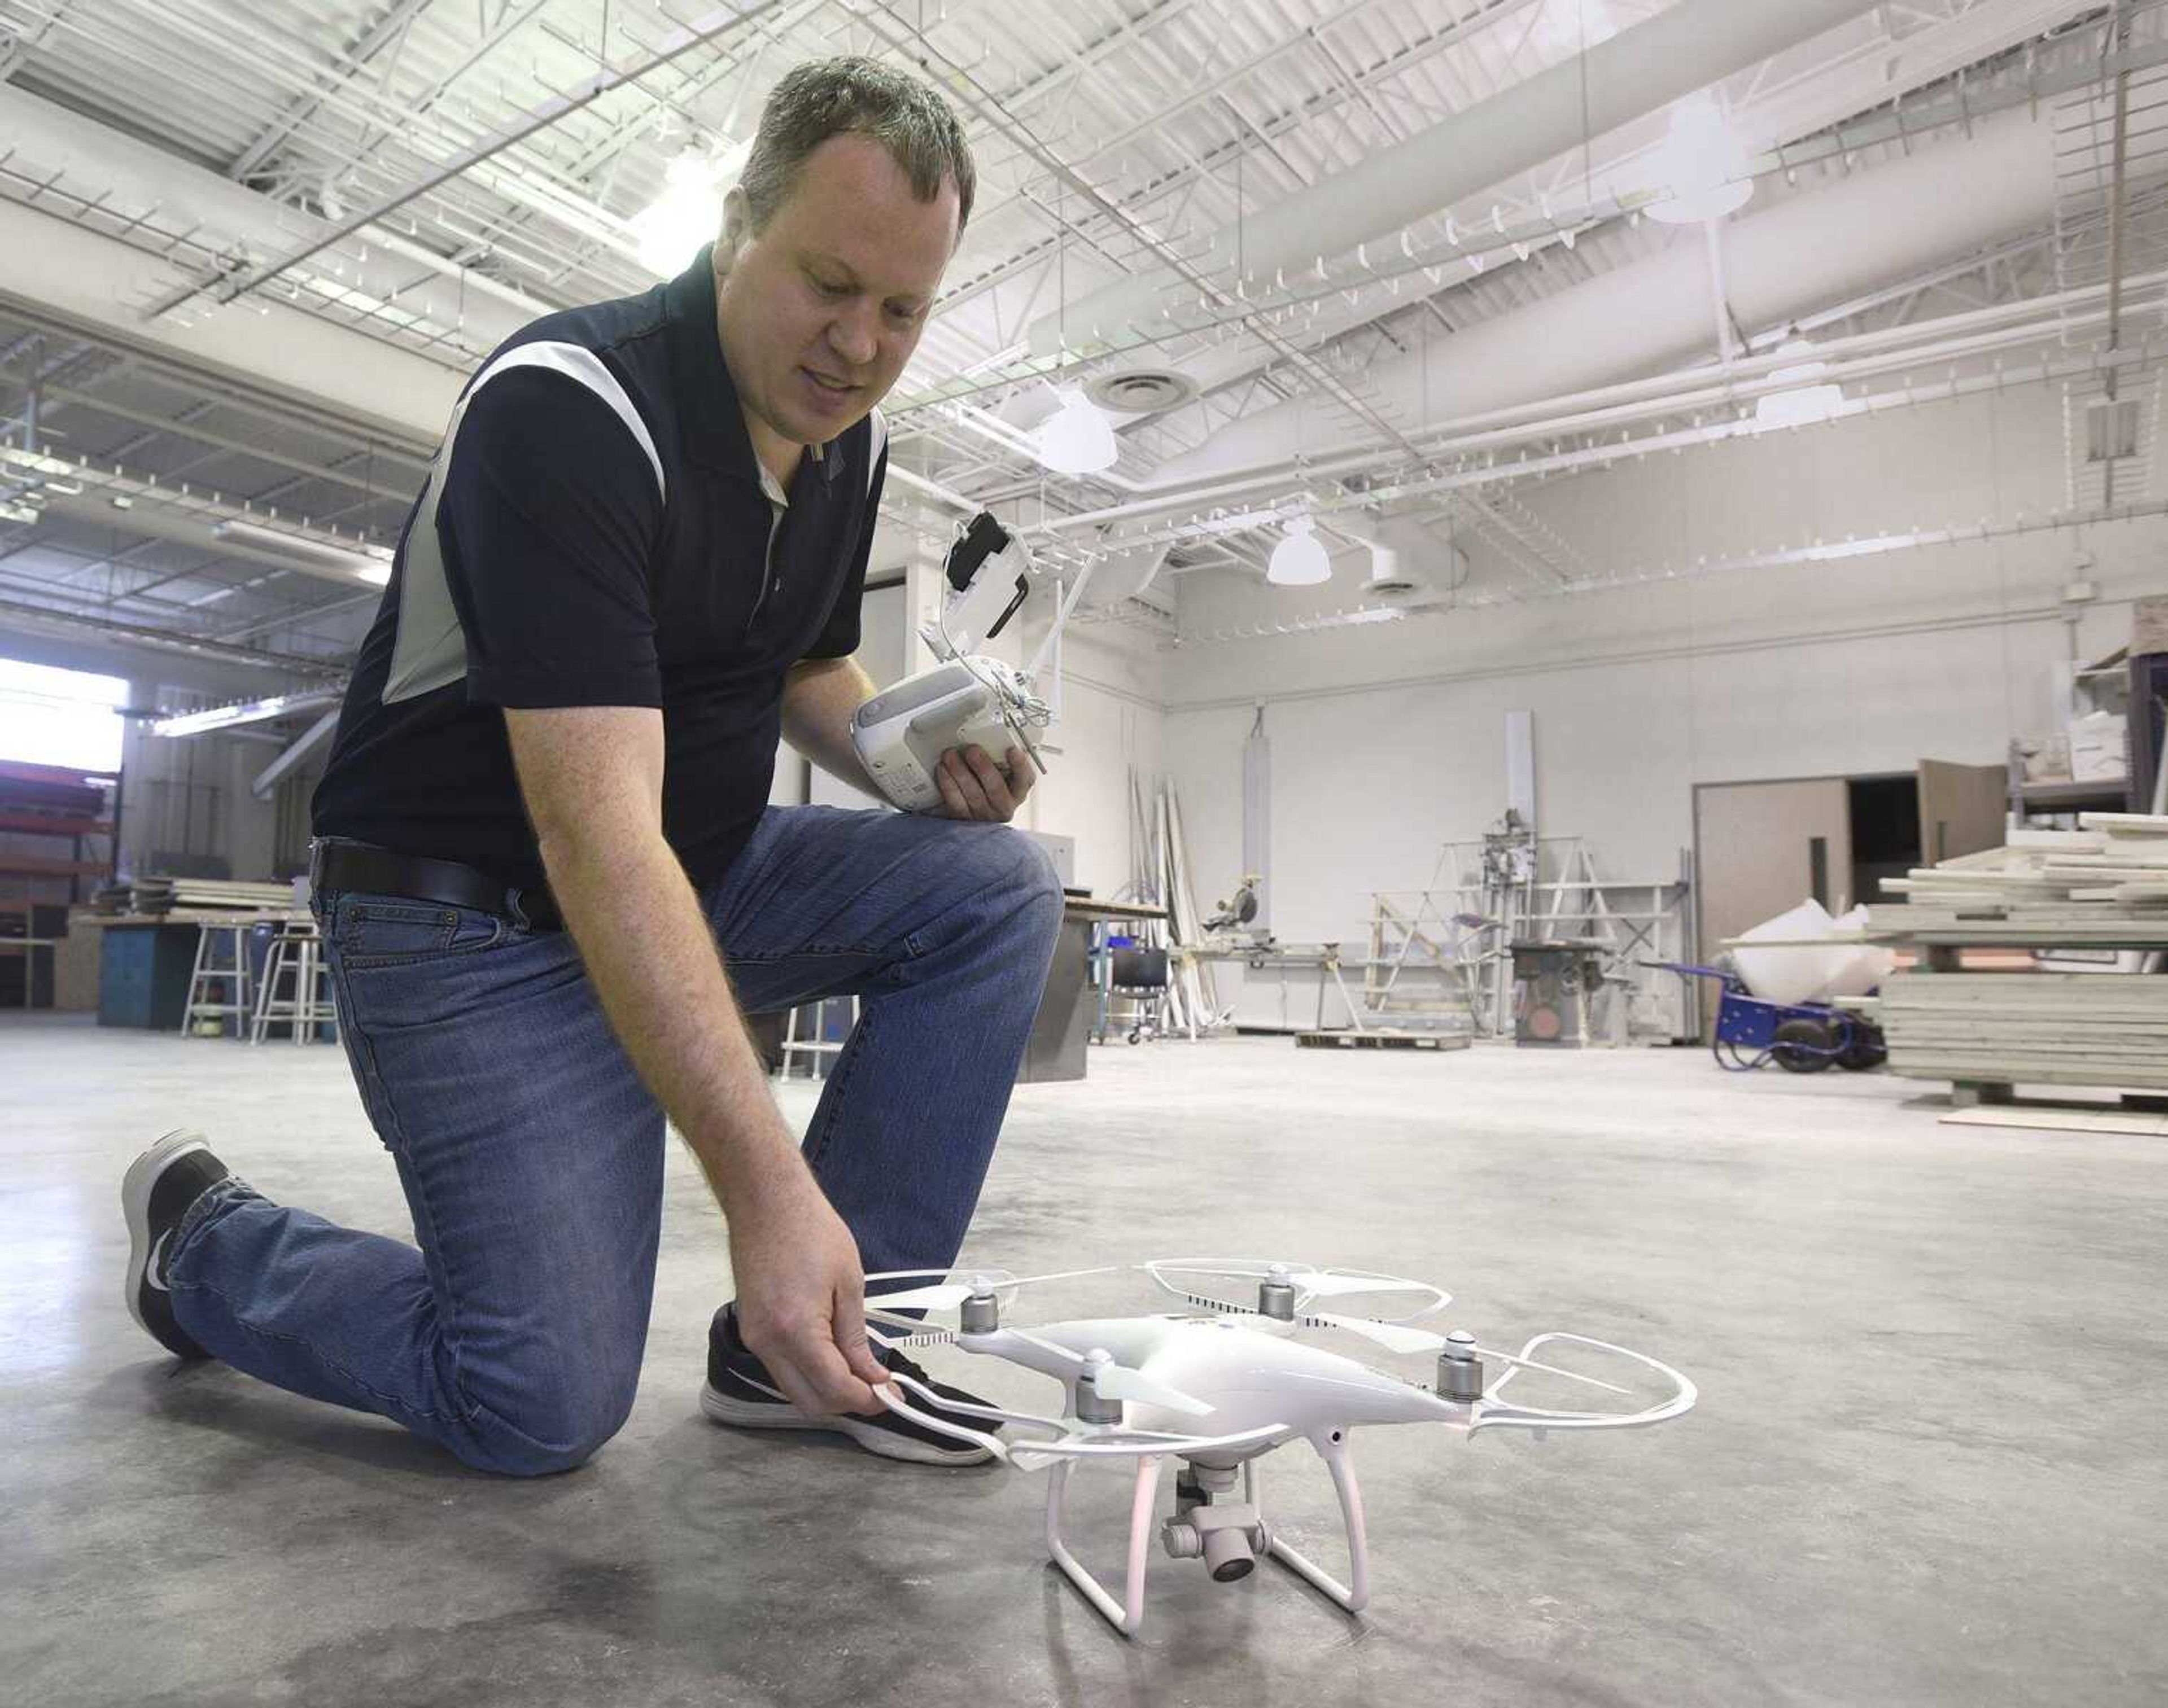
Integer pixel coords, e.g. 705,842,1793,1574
0,0,2162,680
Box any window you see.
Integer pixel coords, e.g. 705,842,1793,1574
0,659,128,772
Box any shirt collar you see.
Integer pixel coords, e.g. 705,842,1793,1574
667,245,840,493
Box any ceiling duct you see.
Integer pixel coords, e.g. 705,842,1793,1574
1026,0,1883,356
0,84,535,354
1149,107,2057,490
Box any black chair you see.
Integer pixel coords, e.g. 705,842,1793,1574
1108,945,1169,1045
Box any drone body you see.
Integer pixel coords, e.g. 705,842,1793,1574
1016,1315,1461,1451
860,1259,1696,1637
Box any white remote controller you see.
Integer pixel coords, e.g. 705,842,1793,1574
850,656,1035,813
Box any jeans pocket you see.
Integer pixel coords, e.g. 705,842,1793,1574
334,896,504,968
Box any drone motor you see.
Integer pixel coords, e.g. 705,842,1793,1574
959,1277,1001,1335
1074,1348,1125,1426
1437,1330,1486,1404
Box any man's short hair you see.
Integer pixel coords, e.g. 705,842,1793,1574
738,57,976,236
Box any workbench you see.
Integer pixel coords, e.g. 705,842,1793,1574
1019,897,1169,1083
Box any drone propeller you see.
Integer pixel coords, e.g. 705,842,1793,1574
864,1265,1118,1315
1003,1328,1217,1418
1146,1258,1449,1321
1290,1269,1440,1303
1303,1313,1634,1397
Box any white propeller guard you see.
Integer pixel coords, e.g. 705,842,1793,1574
1468,1333,1699,1434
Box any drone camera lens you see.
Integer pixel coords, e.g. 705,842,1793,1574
1201,1525,1256,1582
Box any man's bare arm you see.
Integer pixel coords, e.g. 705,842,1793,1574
502,703,888,1416
781,655,884,799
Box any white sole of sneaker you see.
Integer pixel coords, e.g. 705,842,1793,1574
700,1381,994,1466
121,1128,210,1338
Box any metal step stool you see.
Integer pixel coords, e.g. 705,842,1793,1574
250,921,339,1046
179,920,253,1040
777,995,858,1079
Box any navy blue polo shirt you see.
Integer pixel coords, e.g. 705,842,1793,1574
312,246,886,895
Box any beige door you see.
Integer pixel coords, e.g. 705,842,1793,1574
1916,759,2006,865
1694,778,1855,1027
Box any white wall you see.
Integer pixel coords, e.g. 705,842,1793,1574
1161,384,2168,1024
1019,626,1164,898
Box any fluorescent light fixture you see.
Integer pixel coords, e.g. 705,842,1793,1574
1755,336,1844,428
212,518,393,585
151,688,344,739
1266,516,1332,586
1034,388,1120,475
633,142,747,279
1645,96,1754,225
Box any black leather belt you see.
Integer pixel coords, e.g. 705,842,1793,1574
311,840,562,933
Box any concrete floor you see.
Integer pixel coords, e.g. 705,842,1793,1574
7,1011,2166,1707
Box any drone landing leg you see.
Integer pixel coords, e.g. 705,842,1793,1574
1044,1453,1164,1637
1247,1432,1370,1615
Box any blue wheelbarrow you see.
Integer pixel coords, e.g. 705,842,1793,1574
1642,961,1886,1074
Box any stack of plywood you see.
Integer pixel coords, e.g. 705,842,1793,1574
1869,814,2168,1092
1865,820,2168,947
1877,971,2168,1091
129,876,295,916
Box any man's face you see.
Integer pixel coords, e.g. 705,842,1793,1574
715,133,959,453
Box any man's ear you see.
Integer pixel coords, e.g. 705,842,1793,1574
715,186,752,273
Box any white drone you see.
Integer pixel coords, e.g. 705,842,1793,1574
860,1258,1696,1637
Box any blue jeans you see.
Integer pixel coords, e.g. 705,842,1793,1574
163,806,1063,1476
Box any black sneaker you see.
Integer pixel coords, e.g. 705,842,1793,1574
121,1129,230,1359
700,1304,998,1466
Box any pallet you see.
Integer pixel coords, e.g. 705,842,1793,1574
1295,1028,1471,1052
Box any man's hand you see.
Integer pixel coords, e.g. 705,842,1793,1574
725,1159,891,1418
936,744,1034,821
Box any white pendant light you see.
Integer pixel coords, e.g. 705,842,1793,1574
1645,95,1754,226
1034,388,1120,475
1266,516,1332,586
1754,336,1844,428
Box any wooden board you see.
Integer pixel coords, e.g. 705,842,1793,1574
1941,1103,2168,1137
